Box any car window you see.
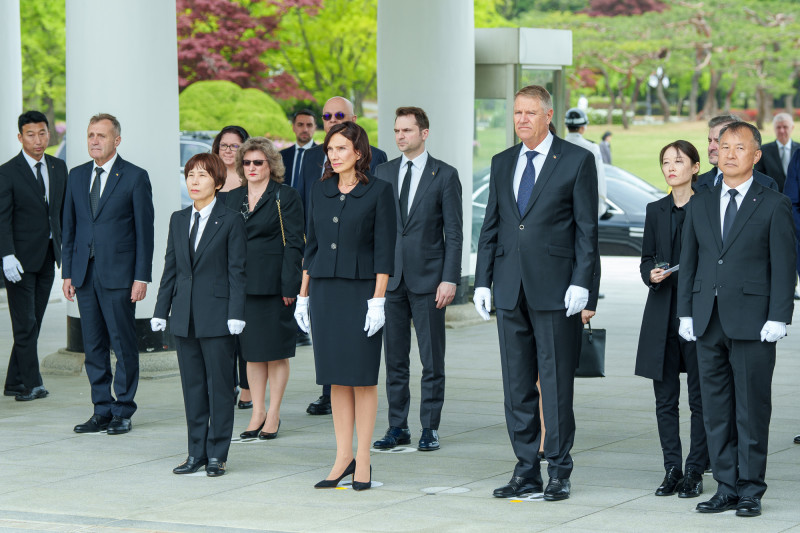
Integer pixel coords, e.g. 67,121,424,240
606,178,664,216
181,141,212,166
474,182,491,207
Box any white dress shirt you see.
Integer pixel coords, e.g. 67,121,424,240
398,150,429,215
719,175,753,232
22,150,50,202
189,197,217,251
513,132,554,200
91,152,119,196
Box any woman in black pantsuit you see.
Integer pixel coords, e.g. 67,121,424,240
635,140,708,498
295,122,396,491
224,137,304,440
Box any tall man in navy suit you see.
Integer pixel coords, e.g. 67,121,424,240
1,111,67,401
474,85,598,501
373,107,463,452
61,113,154,435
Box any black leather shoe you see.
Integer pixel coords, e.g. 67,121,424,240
352,465,372,491
74,414,112,433
206,458,226,477
679,468,704,498
258,419,280,440
492,476,543,498
4,384,26,397
655,466,683,496
543,477,571,501
239,418,265,439
237,400,253,409
735,496,761,517
794,434,800,444
315,459,356,488
296,331,312,347
696,492,738,513
14,386,48,401
373,426,411,449
106,416,132,435
537,451,545,461
418,428,440,451
306,395,331,415
173,456,208,474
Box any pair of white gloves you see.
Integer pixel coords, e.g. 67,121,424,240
294,296,385,337
473,285,589,320
3,255,24,283
678,317,786,343
150,318,246,335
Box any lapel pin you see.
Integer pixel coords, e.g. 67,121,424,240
553,155,557,159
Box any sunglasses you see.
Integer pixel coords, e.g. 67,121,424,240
322,111,347,121
243,159,267,167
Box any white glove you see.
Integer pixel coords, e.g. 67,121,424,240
474,287,492,321
760,320,786,343
294,295,310,333
678,317,697,342
150,318,167,332
227,319,246,335
2,255,24,283
564,285,589,317
364,297,386,337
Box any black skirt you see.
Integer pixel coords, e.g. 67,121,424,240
239,294,296,362
309,277,382,386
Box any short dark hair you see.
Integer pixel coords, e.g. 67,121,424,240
395,106,429,130
322,122,371,184
292,109,316,123
659,140,701,183
212,125,249,155
718,121,762,150
90,113,121,137
602,131,612,141
184,153,227,192
18,111,49,133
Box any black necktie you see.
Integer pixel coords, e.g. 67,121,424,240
517,151,538,215
35,162,47,205
91,167,103,217
292,148,305,187
722,189,738,244
189,212,200,262
399,161,412,225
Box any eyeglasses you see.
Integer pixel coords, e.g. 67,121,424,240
243,159,267,167
219,143,240,152
322,111,347,121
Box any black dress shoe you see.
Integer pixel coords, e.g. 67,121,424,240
352,465,372,491
14,386,49,402
794,434,800,444
206,458,226,477
173,456,208,474
492,476,544,498
735,496,761,517
655,466,683,496
306,395,331,415
296,331,312,347
237,400,253,409
106,416,132,435
696,492,738,513
258,419,280,440
373,426,411,449
418,428,440,451
74,414,112,433
4,384,26,397
679,468,704,498
543,477,571,501
315,459,356,488
239,418,265,439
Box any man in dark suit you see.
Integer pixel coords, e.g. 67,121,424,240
61,113,154,435
678,122,795,517
1,111,67,401
299,96,388,416
754,113,797,192
373,107,463,452
474,85,598,501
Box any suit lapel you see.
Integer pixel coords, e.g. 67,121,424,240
385,158,402,226
406,156,438,225
657,198,672,263
14,153,47,207
704,187,723,252
721,183,763,254
177,208,192,267
250,180,277,216
502,145,523,221
95,156,124,218
521,138,561,220
193,200,225,262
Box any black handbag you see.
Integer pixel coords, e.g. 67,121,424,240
575,322,605,378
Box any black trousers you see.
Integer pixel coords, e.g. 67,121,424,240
384,278,447,430
496,286,582,480
4,242,55,390
696,301,775,499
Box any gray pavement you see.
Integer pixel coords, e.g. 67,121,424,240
1,256,799,532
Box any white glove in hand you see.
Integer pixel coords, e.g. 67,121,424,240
760,320,786,343
474,287,492,321
364,297,386,337
678,317,697,342
150,318,167,332
2,255,24,283
227,319,246,335
564,285,589,317
294,295,310,333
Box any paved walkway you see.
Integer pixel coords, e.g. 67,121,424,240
1,257,799,532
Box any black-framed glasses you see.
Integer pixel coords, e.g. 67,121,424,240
243,159,267,167
219,143,240,152
322,111,346,121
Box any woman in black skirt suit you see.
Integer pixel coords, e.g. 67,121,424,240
635,140,708,498
225,137,304,440
295,122,396,491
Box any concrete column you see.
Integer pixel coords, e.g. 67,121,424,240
0,0,22,162
377,0,475,302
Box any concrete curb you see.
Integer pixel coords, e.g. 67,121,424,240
42,348,180,379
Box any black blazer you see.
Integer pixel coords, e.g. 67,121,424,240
223,181,304,297
280,143,316,184
695,167,777,194
0,152,66,269
304,176,395,279
375,154,463,294
677,180,796,339
475,136,599,311
154,200,247,338
754,140,798,192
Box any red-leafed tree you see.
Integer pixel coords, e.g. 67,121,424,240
584,0,668,16
177,0,319,98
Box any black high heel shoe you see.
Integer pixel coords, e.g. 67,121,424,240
314,459,356,488
258,419,280,440
239,417,265,439
352,465,372,491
